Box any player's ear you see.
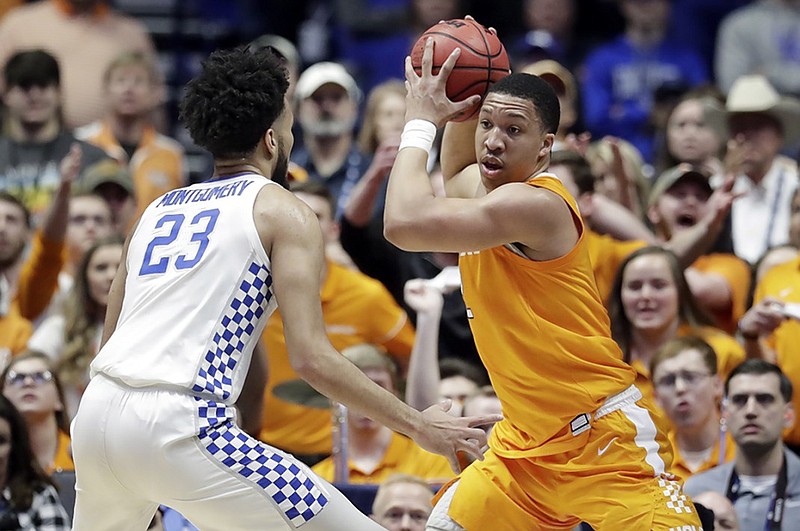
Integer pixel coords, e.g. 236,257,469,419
264,128,278,157
539,133,555,158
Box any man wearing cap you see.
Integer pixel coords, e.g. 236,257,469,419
707,74,800,264
77,159,137,234
291,62,373,221
0,50,112,221
648,163,752,334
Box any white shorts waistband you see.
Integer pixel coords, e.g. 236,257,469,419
594,385,642,420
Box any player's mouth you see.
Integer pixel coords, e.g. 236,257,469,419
480,156,503,177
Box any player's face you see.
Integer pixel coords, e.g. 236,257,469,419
67,196,114,256
86,243,123,308
2,357,62,420
271,103,294,188
620,253,679,334
106,63,159,117
724,373,792,453
3,83,60,128
651,179,711,237
475,93,552,189
653,349,720,430
0,200,29,268
667,99,720,165
372,482,433,531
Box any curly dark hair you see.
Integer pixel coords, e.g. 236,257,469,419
179,46,289,159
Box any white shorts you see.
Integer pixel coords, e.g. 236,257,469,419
71,375,383,531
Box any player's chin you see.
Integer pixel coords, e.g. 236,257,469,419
479,162,504,181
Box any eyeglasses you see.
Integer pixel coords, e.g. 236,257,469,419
654,370,711,389
727,393,778,409
4,369,54,387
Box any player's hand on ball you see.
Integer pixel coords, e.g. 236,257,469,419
404,38,481,128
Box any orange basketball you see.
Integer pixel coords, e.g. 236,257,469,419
410,18,510,121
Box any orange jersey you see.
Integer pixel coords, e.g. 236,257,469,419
667,428,734,481
459,175,636,456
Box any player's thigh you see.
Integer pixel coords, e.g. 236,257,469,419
72,489,158,531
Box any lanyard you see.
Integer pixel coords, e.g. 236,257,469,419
762,166,786,256
726,453,788,531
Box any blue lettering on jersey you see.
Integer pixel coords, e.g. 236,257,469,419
156,180,255,208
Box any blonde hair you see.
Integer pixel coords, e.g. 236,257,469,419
357,79,406,154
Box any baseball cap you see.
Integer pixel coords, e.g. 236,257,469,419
78,159,135,196
294,62,361,102
648,163,712,205
519,60,577,103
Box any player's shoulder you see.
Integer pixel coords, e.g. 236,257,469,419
253,182,317,233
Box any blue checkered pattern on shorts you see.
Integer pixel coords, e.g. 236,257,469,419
192,262,273,401
198,412,329,527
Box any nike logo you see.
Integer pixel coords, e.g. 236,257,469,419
597,437,618,456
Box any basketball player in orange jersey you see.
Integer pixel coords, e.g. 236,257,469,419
383,37,732,530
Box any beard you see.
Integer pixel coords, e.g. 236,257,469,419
271,142,289,189
0,240,26,270
301,115,356,138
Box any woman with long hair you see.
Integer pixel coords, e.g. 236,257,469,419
0,394,69,529
28,235,124,418
1,350,72,473
607,246,745,402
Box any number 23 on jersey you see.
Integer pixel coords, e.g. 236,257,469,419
139,209,220,276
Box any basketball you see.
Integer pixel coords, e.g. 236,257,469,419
410,18,510,121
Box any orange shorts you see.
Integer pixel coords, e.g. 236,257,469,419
434,386,703,530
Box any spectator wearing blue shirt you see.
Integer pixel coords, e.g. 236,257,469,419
581,0,708,164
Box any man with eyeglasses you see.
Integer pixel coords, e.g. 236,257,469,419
651,335,736,480
685,359,800,531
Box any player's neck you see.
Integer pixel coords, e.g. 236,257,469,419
213,160,267,180
737,441,784,476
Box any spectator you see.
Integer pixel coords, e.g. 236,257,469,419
507,0,587,72
608,246,745,404
692,490,740,531
581,0,708,163
370,473,433,531
291,62,369,220
248,34,302,101
685,360,800,530
311,344,454,485
462,386,502,438
519,60,579,149
706,74,800,264
647,164,751,334
0,394,70,530
258,182,415,464
0,0,156,129
76,52,185,225
0,50,111,219
28,235,124,418
0,351,72,474
716,0,800,98
651,336,735,479
75,159,137,236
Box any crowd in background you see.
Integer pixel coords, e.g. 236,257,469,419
0,0,798,529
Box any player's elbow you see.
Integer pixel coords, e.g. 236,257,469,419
383,217,420,251
288,347,326,383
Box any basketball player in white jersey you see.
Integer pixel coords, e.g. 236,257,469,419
69,47,500,531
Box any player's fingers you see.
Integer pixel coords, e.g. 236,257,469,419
445,450,461,474
460,439,485,463
404,56,417,81
466,413,503,429
439,47,461,79
422,37,435,76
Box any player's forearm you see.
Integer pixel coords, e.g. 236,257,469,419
384,148,438,248
294,345,425,438
441,118,477,182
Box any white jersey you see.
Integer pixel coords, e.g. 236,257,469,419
91,173,278,405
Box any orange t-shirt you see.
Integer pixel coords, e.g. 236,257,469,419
459,175,636,457
691,253,752,335
668,428,734,481
259,261,415,455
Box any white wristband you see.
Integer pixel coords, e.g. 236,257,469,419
399,119,437,154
